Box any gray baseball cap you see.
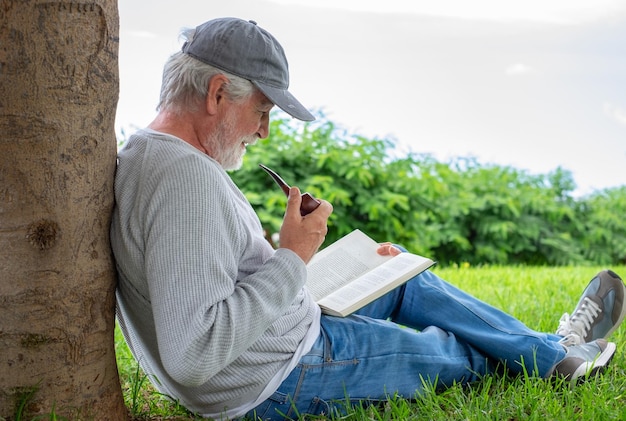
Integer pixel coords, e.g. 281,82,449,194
182,17,315,122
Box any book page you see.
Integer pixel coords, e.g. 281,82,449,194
305,230,389,301
317,253,434,316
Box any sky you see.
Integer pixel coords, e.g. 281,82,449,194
116,0,626,196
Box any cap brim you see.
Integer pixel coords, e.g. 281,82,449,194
253,81,315,122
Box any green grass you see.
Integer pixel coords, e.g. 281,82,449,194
115,265,626,420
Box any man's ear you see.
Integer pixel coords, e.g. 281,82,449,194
206,74,229,115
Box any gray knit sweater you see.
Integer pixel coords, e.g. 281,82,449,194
110,130,319,416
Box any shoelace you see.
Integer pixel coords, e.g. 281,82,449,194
557,297,602,346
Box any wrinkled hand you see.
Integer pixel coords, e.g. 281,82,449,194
377,242,402,256
279,187,333,263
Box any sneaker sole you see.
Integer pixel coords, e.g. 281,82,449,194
571,342,616,382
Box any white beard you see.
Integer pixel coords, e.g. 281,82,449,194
204,111,257,171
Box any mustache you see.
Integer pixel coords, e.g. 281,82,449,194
242,135,258,146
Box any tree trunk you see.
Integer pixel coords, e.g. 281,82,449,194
0,1,127,419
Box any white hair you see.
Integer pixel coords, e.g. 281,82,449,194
156,28,256,114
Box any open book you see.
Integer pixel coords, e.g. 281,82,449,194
305,229,435,317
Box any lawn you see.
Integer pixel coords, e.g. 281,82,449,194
115,265,626,420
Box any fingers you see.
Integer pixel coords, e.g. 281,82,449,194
285,187,333,222
377,242,402,256
279,187,333,264
284,186,303,221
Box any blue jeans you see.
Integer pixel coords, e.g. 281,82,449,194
246,270,566,420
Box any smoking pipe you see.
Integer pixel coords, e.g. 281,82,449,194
259,164,321,216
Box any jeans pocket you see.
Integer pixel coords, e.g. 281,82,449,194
305,396,331,417
306,396,382,419
250,395,332,420
245,390,290,420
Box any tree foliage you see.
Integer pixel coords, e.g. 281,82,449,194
229,114,626,266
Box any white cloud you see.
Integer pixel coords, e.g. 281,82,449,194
505,63,535,76
604,102,626,126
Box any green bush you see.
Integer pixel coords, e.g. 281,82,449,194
229,113,626,266
575,186,626,265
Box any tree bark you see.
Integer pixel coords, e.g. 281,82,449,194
0,1,127,419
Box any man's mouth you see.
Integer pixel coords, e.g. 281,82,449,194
242,137,257,147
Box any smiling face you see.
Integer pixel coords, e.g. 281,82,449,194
202,90,274,170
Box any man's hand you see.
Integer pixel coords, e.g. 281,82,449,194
279,186,333,264
377,242,402,256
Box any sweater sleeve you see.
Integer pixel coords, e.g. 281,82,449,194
142,151,307,387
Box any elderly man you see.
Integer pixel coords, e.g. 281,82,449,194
110,17,624,420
